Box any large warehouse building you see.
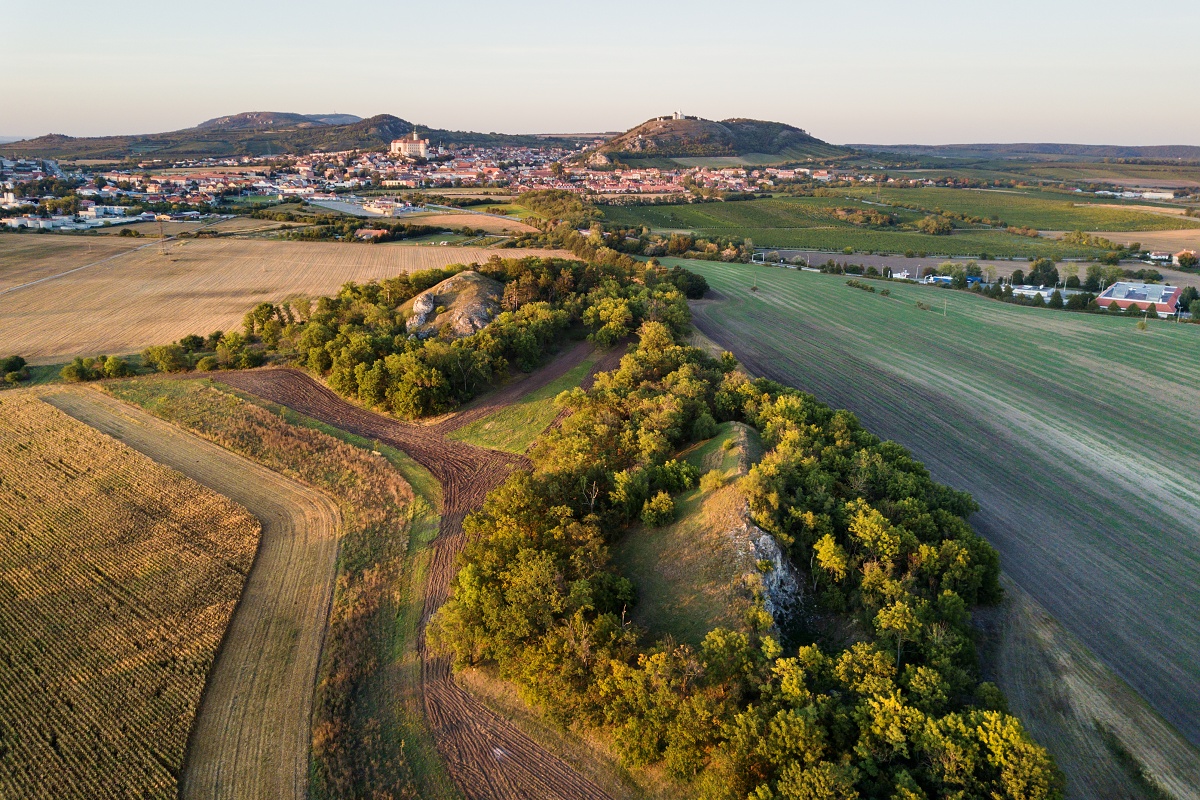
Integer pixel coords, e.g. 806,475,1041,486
1096,282,1183,317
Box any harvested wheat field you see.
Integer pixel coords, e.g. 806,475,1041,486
0,234,563,363
0,391,260,800
408,212,539,234
44,387,341,800
0,233,146,291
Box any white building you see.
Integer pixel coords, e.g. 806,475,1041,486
390,129,429,159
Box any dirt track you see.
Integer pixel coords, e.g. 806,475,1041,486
215,342,623,800
44,389,339,800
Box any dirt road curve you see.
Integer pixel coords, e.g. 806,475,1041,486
216,343,621,800
43,389,339,800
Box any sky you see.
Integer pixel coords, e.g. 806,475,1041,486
4,0,1197,145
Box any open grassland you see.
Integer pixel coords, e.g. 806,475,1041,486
844,186,1200,231
614,422,762,646
601,197,1109,257
96,378,450,800
680,259,1200,766
448,356,596,453
0,392,260,800
0,234,562,363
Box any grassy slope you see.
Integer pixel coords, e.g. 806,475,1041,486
614,422,761,646
679,258,1200,749
447,358,595,453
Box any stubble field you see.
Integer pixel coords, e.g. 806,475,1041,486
0,234,562,363
679,259,1200,791
0,392,261,799
44,387,341,800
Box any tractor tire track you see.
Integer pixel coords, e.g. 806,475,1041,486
215,355,615,800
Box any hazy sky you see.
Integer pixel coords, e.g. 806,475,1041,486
4,0,1197,145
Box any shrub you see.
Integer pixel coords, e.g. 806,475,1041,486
142,344,190,373
699,470,725,493
0,355,26,374
102,356,130,378
641,491,676,527
196,355,220,372
692,410,718,441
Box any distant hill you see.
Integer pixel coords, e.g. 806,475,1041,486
589,115,852,164
851,142,1200,161
3,113,578,161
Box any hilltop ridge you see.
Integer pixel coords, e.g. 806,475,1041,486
589,114,852,165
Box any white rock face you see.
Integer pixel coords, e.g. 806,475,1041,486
729,501,801,626
407,292,437,332
745,518,801,623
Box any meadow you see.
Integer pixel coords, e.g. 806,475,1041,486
447,356,596,453
0,234,560,363
679,258,1200,755
0,392,261,799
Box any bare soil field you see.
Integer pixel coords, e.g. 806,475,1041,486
0,234,562,363
44,388,340,800
1069,228,1200,256
215,347,619,800
976,578,1200,800
0,392,260,799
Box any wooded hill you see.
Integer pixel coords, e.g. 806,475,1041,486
589,115,852,164
4,113,583,160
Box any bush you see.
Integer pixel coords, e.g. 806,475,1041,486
699,470,725,492
692,410,718,441
142,344,190,373
0,355,26,374
195,355,220,372
102,356,130,378
641,491,676,527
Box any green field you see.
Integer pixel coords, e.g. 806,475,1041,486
603,196,1109,257
844,186,1199,231
677,257,1200,747
602,189,1198,258
448,358,595,453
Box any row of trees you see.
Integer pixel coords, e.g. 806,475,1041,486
430,319,1060,799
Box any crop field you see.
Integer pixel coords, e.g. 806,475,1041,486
0,392,261,799
0,234,562,363
601,197,1109,257
844,186,1200,231
408,212,539,234
44,387,341,800
679,259,1200,757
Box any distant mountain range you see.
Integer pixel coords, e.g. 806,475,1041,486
591,115,851,164
851,142,1200,161
1,113,587,161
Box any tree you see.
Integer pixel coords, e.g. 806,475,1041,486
1027,258,1059,288
916,215,952,235
1177,251,1199,270
1047,290,1064,309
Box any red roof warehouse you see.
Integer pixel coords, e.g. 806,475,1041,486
1097,282,1183,317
